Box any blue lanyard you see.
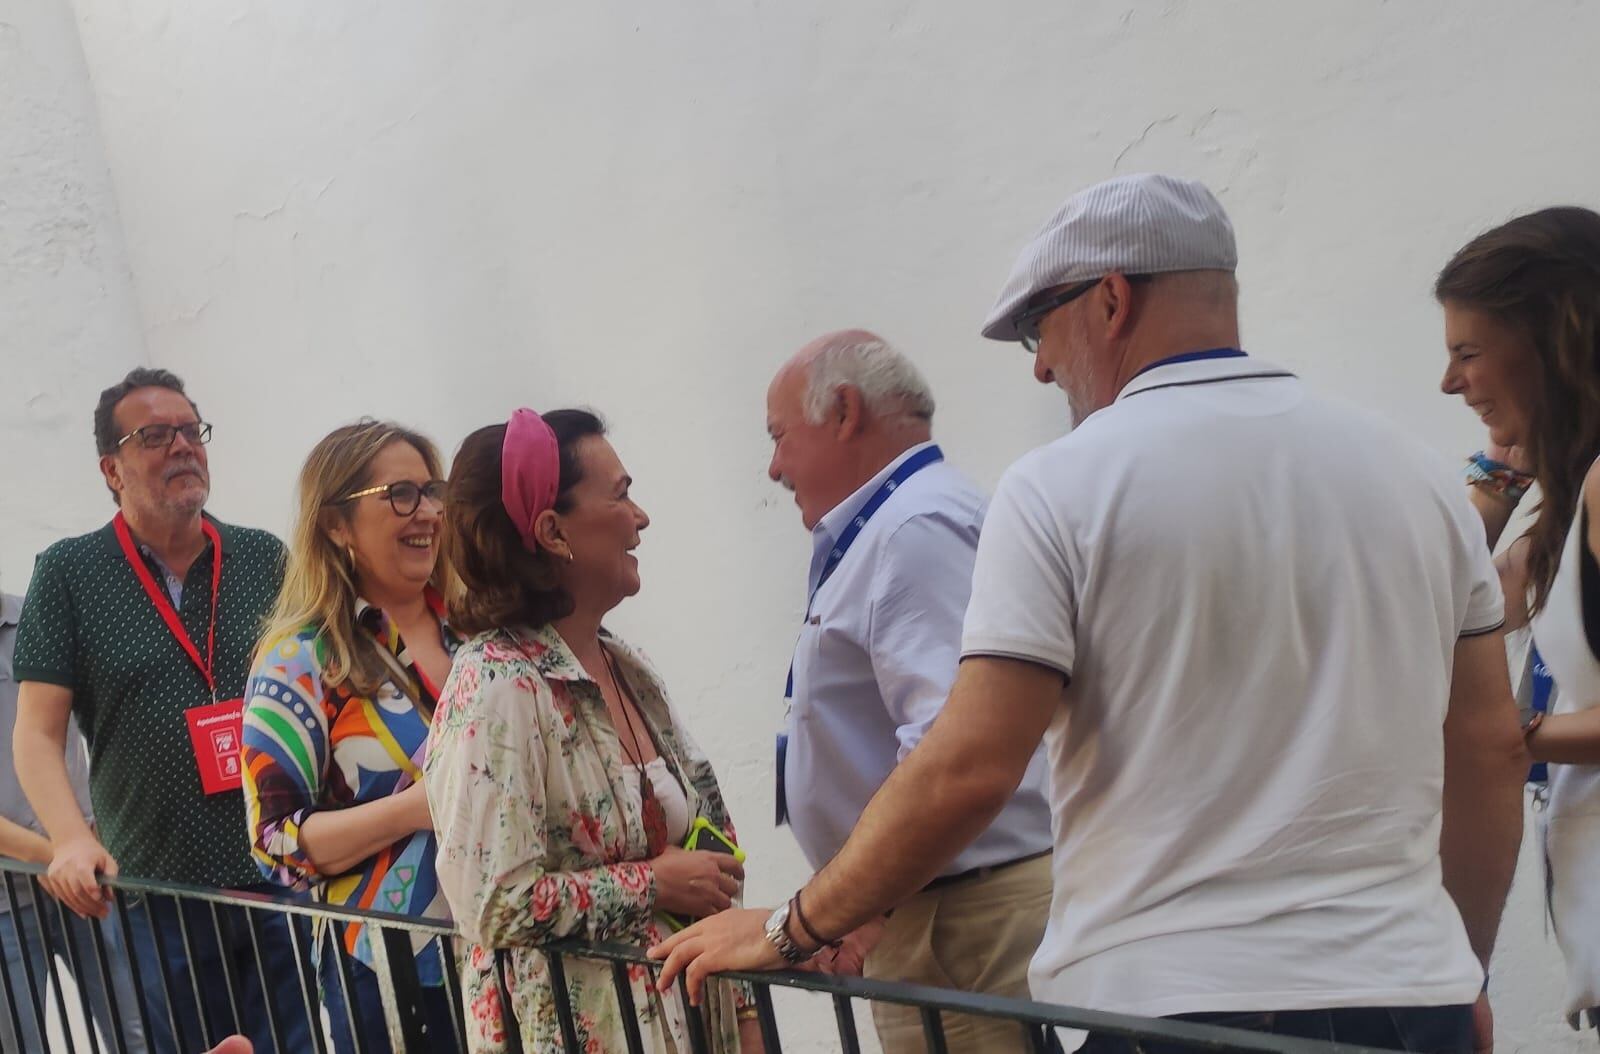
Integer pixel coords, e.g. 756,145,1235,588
1529,645,1553,786
784,444,944,698
807,444,944,613
777,444,944,825
1131,347,1246,380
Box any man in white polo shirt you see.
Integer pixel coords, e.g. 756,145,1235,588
767,330,1052,1053
653,174,1528,1053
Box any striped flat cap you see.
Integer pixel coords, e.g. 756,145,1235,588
981,173,1238,341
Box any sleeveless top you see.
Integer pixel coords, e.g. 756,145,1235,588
1531,467,1600,1024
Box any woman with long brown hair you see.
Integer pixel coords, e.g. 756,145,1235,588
242,419,460,1052
1437,206,1600,1031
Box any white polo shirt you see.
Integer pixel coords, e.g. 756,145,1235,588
962,354,1502,1020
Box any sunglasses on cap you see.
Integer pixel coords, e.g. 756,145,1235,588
1014,274,1153,353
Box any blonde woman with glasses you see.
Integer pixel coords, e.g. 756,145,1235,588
242,420,461,1053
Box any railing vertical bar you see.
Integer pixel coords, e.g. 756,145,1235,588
206,901,244,1038
375,925,429,1052
608,959,646,1054
831,993,862,1054
496,950,525,1054
85,908,130,1054
138,893,188,1051
919,1005,950,1054
0,875,33,1051
29,876,80,1054
330,927,371,1054
436,935,469,1052
172,893,214,1049
545,948,583,1052
753,983,783,1054
51,893,104,1054
241,908,284,1054
283,914,329,1054
678,977,712,1054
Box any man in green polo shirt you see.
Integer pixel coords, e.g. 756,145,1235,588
11,368,313,1054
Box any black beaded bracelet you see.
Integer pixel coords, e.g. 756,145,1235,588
791,889,842,950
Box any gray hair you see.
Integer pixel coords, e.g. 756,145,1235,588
800,334,935,425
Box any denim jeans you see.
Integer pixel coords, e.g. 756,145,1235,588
318,933,460,1054
0,899,147,1054
123,887,317,1054
1077,1004,1474,1054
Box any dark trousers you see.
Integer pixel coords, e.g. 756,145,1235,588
319,933,460,1054
0,900,146,1053
1078,1004,1474,1054
126,887,317,1054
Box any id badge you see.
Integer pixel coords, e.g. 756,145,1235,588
185,698,246,795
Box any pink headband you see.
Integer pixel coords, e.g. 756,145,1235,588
501,408,560,550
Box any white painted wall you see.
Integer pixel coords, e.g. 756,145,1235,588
5,0,1599,1049
0,0,145,596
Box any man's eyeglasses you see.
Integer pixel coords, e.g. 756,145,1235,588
331,480,448,517
115,422,213,450
1014,274,1153,353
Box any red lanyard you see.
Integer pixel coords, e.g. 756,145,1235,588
113,512,223,699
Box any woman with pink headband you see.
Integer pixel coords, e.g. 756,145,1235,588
424,408,760,1053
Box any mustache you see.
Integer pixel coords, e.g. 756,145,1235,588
163,460,206,482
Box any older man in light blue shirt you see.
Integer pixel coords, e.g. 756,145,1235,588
765,330,1052,1054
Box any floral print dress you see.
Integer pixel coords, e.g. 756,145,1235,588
424,624,749,1053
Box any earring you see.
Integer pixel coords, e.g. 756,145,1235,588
564,550,575,563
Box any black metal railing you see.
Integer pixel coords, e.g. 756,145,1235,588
0,858,1388,1053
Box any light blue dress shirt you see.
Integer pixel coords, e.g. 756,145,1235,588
784,442,1052,875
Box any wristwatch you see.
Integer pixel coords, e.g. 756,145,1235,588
763,902,814,965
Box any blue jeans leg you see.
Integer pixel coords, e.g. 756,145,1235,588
59,904,150,1054
124,890,318,1054
0,908,49,1054
320,934,461,1054
224,895,317,1054
0,899,148,1054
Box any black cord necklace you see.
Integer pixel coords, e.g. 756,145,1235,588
602,646,651,768
598,644,678,852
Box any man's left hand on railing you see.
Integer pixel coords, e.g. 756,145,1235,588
47,832,118,919
649,907,784,1005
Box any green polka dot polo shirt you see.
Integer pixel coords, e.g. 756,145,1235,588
12,515,286,887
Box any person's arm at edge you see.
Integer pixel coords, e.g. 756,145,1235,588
14,681,114,918
0,816,53,867
1523,464,1600,762
1440,628,1527,968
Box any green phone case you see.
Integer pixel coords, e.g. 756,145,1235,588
662,818,746,930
